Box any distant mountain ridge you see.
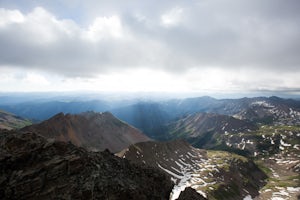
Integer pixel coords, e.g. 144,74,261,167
1,96,300,139
0,100,110,120
112,96,300,139
22,111,150,152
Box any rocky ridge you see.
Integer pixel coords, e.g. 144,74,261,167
0,130,173,200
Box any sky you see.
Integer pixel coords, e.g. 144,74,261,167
0,0,299,95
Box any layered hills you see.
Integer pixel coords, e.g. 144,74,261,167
112,96,300,139
22,111,150,153
0,100,110,121
2,96,300,139
0,130,173,200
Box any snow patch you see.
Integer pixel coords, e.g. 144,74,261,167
287,187,300,192
243,195,252,200
171,177,177,184
157,163,183,179
280,139,291,147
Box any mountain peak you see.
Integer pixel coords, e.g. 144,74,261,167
22,112,150,152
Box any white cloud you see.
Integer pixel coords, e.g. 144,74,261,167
161,7,183,27
86,15,124,41
0,8,24,26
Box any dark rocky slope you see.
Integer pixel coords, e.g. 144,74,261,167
22,111,150,153
177,187,207,200
0,130,173,200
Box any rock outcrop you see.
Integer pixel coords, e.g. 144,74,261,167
0,130,173,200
177,187,207,200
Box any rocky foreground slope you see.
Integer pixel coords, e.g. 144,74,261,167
118,140,267,200
22,111,150,152
0,130,173,200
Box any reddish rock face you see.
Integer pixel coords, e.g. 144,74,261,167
22,111,150,152
0,131,173,200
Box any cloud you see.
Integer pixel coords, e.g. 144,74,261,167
0,0,299,92
86,15,124,41
161,7,183,27
0,8,24,26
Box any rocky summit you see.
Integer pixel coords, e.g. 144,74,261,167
0,130,173,200
22,111,150,153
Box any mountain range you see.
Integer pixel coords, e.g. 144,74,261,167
2,95,299,139
0,95,299,199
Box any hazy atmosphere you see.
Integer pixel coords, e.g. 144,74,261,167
0,0,299,95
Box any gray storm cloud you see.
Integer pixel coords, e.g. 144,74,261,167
0,0,300,78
